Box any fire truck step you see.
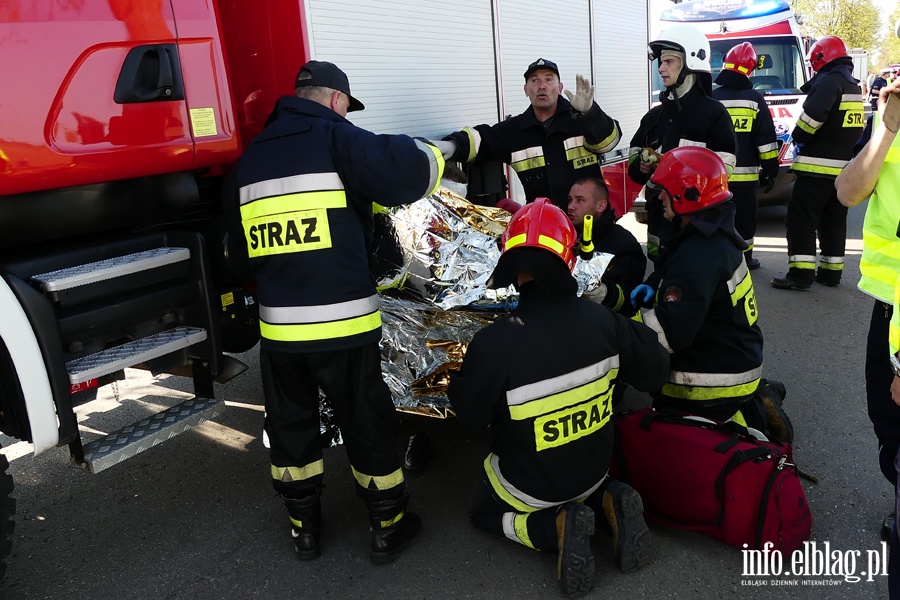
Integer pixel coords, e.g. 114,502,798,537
66,327,207,385
82,396,223,474
31,247,190,292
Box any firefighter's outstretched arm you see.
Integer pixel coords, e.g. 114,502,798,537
567,74,623,155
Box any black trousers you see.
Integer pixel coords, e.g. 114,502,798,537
468,474,562,552
731,184,759,247
261,343,404,501
866,301,900,487
785,174,848,281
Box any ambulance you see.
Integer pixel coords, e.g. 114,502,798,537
657,0,810,203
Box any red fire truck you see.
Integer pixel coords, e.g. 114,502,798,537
0,0,652,576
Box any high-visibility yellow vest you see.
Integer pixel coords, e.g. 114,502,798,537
860,114,900,303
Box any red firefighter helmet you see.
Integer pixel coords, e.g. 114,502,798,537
807,36,849,72
722,42,758,76
488,198,578,294
648,147,732,216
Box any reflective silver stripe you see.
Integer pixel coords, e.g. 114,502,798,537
506,355,620,406
678,139,708,148
564,136,585,151
719,99,758,111
641,308,673,354
510,146,545,163
489,454,605,510
842,93,864,102
819,255,845,264
758,142,779,153
260,294,380,324
717,151,737,168
792,155,849,169
501,513,525,545
798,111,824,130
789,254,817,263
726,259,750,294
732,166,759,175
240,173,344,206
414,138,442,197
668,366,763,387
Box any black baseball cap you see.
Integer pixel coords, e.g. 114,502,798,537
524,58,560,80
295,60,365,112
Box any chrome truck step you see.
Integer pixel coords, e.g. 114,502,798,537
82,397,223,474
31,247,190,292
66,327,207,385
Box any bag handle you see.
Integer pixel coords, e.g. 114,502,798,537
714,447,774,526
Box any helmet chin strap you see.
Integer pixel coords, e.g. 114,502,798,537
665,73,695,110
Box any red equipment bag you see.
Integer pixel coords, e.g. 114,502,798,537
610,408,812,553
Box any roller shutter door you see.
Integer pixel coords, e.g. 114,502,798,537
305,0,499,138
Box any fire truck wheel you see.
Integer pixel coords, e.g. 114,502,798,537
0,453,14,580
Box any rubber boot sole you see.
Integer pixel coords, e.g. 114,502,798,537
556,503,596,598
603,482,652,573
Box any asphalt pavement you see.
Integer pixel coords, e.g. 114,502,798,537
0,201,891,599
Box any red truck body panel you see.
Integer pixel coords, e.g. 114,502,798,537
0,0,240,196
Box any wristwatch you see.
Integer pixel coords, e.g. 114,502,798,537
891,354,900,377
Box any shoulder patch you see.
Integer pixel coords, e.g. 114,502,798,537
663,286,682,302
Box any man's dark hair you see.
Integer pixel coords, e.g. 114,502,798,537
573,177,609,202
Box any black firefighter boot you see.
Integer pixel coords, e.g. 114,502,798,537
556,501,596,598
815,266,841,287
281,492,322,560
367,493,422,565
756,379,794,444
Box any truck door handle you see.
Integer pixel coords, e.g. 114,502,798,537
114,43,185,104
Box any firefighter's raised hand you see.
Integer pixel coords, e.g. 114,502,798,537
564,74,595,114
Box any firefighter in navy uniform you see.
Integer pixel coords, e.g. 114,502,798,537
447,199,669,598
772,35,865,290
566,177,646,317
629,24,737,263
225,61,445,564
437,58,622,212
631,147,792,441
712,42,780,270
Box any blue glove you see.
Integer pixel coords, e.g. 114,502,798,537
630,284,655,308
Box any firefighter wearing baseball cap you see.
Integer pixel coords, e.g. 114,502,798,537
436,58,623,212
447,198,669,598
631,148,791,441
225,60,446,565
712,42,780,270
772,35,865,290
629,24,737,263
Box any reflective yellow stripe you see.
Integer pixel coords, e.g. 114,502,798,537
791,162,843,176
788,261,816,270
272,460,324,483
464,127,481,163
731,410,749,427
418,140,445,197
509,372,614,421
511,156,546,172
838,101,863,110
506,233,527,251
729,173,759,182
240,191,347,221
260,311,381,341
818,261,843,271
261,296,380,325
662,377,760,400
796,119,817,135
585,128,621,153
728,107,756,118
484,455,537,513
759,150,778,160
351,466,405,491
565,145,595,161
538,234,564,257
611,284,625,312
380,511,405,528
729,271,752,307
514,514,534,548
892,275,900,356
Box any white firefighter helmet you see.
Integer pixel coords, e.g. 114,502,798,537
648,24,711,74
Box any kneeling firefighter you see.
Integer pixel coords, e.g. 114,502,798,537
447,198,670,598
630,147,793,442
